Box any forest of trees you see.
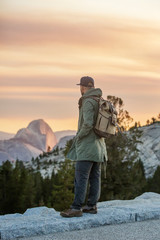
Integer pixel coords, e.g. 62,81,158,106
0,96,160,215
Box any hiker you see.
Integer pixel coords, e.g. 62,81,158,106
60,76,108,217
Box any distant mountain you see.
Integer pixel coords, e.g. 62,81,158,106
1,120,160,179
53,135,75,149
15,119,57,152
54,130,77,142
0,131,15,140
34,122,160,179
0,119,57,164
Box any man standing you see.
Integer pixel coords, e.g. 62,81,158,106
60,76,107,217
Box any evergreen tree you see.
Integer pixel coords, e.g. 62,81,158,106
107,95,133,131
63,138,74,157
0,160,13,214
49,159,74,211
100,128,146,201
0,160,38,214
18,164,36,211
100,96,146,201
33,172,43,206
146,166,160,193
42,176,53,207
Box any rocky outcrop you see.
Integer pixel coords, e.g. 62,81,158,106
137,123,160,178
0,192,160,240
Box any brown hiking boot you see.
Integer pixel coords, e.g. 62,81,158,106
82,205,97,214
60,208,83,218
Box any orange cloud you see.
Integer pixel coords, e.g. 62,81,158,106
1,13,160,80
0,11,160,132
0,86,77,93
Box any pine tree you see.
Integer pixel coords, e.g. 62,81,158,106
42,176,53,207
0,160,38,214
33,172,43,206
100,128,146,201
63,138,74,157
146,166,160,193
100,96,146,201
107,95,133,131
0,160,13,214
49,159,74,211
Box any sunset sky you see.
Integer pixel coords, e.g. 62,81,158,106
0,0,160,133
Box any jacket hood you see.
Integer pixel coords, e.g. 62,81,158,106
82,88,102,98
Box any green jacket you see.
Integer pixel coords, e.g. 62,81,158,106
66,88,108,162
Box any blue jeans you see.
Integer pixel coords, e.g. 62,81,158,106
71,161,101,210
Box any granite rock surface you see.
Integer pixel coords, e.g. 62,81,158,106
0,192,160,240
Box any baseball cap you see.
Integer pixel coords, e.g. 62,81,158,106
76,76,94,87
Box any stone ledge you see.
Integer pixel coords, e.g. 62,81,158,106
0,192,160,240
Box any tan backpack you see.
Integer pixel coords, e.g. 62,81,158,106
83,96,118,138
